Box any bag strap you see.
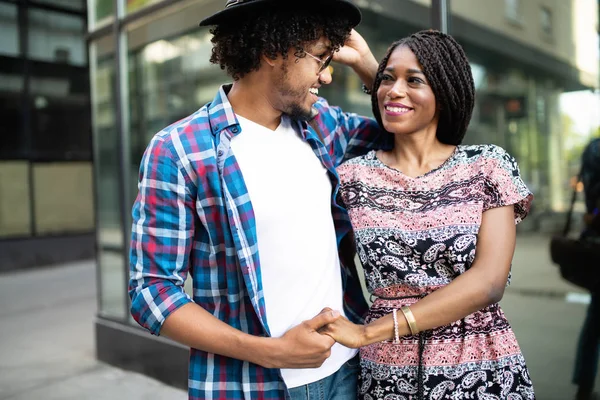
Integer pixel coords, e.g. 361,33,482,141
563,166,584,236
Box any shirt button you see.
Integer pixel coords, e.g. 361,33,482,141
231,126,240,133
217,150,223,157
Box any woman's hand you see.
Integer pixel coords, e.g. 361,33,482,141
319,315,365,349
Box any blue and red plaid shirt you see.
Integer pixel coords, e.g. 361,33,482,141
129,85,383,399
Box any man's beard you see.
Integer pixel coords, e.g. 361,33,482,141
287,104,318,121
277,63,318,121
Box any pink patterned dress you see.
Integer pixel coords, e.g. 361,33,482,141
337,144,535,400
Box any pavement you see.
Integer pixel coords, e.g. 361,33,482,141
0,233,596,400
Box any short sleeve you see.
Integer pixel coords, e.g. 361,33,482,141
482,145,533,224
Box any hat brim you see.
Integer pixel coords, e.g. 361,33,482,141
199,0,361,27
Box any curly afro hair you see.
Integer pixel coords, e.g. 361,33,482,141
371,30,475,145
208,4,354,80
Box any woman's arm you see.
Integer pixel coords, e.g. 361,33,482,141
322,205,516,348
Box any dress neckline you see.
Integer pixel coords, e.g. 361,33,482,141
371,146,459,180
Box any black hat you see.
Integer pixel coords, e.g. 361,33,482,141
199,0,361,27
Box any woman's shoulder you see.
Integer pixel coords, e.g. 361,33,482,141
338,150,377,169
455,144,517,171
337,150,379,183
456,143,508,159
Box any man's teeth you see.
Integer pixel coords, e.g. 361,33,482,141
309,88,318,95
386,106,410,113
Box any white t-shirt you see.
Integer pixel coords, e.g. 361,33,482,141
230,114,357,388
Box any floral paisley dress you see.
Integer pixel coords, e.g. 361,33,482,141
337,144,535,400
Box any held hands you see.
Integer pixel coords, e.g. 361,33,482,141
270,309,340,369
317,308,365,349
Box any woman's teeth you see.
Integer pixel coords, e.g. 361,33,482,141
385,106,410,112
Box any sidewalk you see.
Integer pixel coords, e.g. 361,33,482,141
0,260,186,400
0,233,594,399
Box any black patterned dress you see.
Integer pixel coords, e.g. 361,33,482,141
337,144,535,400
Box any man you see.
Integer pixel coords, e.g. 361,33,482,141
128,0,382,398
573,137,600,400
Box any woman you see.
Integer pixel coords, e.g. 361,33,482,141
323,30,536,399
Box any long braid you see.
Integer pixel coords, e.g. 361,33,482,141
371,30,475,145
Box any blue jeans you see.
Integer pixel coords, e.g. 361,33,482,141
288,354,360,400
573,293,600,390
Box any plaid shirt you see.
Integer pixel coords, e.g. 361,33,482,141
129,85,382,399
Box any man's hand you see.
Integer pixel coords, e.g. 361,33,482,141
334,29,371,66
263,310,341,369
333,29,379,90
319,314,365,349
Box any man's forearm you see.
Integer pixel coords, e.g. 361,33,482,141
352,53,379,90
160,302,278,367
160,302,339,369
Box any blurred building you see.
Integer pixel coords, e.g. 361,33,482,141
0,0,93,272
82,0,600,390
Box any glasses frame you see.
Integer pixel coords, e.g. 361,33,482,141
304,50,334,74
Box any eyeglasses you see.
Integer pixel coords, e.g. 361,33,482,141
304,50,334,74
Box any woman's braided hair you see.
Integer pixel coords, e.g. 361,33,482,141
209,4,353,80
371,30,475,145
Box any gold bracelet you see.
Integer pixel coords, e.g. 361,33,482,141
400,305,419,336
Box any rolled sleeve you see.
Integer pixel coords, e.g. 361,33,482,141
128,137,195,335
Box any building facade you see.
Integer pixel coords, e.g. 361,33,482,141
85,0,599,389
0,0,93,271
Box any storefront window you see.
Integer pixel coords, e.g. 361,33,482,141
32,162,95,235
0,3,19,58
28,9,86,66
0,76,25,159
91,0,114,27
126,0,162,14
128,28,229,203
0,161,31,238
36,0,86,11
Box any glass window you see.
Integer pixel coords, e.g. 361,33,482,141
128,28,229,203
28,9,86,66
0,3,19,57
540,6,553,37
0,88,26,159
505,0,521,23
30,93,92,161
126,0,162,14
91,39,128,319
92,0,114,25
34,0,86,11
0,161,32,238
32,162,94,234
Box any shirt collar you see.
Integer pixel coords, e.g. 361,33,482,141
207,83,315,139
207,84,241,136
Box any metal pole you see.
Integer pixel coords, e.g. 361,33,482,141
431,0,451,33
113,0,131,322
18,0,37,237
